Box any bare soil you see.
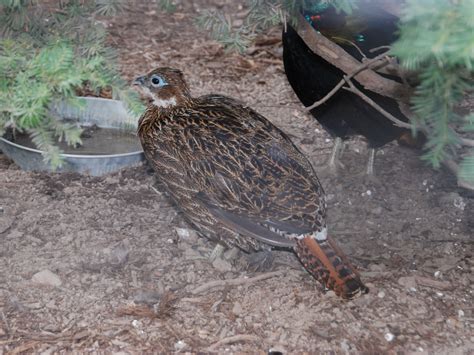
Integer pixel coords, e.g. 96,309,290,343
1,1,473,353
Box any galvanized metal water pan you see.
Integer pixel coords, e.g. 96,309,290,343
0,97,144,176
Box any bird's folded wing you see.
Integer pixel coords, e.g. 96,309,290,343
195,191,314,248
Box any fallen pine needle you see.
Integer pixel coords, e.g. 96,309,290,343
191,270,285,295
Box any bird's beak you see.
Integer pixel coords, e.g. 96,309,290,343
132,75,146,86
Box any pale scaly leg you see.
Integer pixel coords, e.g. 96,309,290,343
366,148,376,176
327,137,345,173
208,243,226,262
362,147,382,185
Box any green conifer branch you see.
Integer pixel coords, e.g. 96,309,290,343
0,0,145,169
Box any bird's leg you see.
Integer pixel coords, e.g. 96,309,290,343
361,147,382,185
366,148,376,176
338,139,346,160
327,137,345,172
208,243,226,262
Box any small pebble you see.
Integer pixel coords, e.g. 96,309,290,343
232,302,243,316
377,291,385,298
384,332,395,342
175,228,190,238
340,339,350,352
458,310,465,318
211,258,233,272
175,228,199,242
31,269,62,287
434,270,441,278
174,340,186,351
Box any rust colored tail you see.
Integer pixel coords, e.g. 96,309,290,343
295,236,368,299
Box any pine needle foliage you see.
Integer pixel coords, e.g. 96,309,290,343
158,0,177,13
0,0,144,169
391,0,474,184
197,0,356,53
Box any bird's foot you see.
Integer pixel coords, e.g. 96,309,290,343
235,250,275,273
326,159,345,175
356,171,383,189
208,244,226,263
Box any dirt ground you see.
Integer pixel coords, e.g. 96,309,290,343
1,1,473,353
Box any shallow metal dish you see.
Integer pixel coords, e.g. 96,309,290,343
0,97,144,176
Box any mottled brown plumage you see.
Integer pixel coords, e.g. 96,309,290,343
134,67,368,299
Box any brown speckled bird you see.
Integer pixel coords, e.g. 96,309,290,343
133,67,368,299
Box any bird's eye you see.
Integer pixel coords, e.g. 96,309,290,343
150,75,166,87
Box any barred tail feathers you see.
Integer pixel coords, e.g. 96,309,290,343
295,235,368,299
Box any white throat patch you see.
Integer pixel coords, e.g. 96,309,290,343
138,86,177,108
153,97,177,108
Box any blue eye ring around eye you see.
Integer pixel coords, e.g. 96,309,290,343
150,75,166,87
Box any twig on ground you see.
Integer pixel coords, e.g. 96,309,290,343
414,276,452,291
255,57,282,65
207,334,260,351
191,270,284,295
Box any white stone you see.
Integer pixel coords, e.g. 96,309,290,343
232,302,243,316
175,228,190,238
31,269,62,287
174,340,186,351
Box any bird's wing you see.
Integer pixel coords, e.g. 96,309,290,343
195,191,297,248
180,95,326,242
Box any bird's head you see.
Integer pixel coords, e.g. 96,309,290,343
132,67,191,109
